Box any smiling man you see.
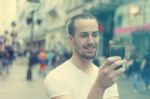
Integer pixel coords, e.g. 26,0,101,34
44,13,126,99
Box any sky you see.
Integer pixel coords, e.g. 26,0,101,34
0,0,17,34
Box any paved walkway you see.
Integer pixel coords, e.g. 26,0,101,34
0,58,150,99
0,60,48,99
118,75,150,99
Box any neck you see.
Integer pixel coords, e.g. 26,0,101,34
70,53,94,75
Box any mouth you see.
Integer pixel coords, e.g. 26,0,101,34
84,44,96,49
84,46,96,52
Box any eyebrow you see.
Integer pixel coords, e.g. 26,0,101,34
79,31,100,36
80,31,99,33
92,31,99,33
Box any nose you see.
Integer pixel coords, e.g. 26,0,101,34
87,35,94,44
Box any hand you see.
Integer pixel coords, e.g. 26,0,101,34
95,56,126,89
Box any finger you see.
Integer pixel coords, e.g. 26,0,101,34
102,56,121,67
109,59,127,70
112,66,126,78
108,66,126,82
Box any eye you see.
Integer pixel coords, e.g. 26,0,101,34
92,31,99,37
80,32,88,37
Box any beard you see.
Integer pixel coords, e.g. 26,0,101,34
74,43,97,60
80,51,96,59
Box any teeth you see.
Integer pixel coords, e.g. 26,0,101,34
86,46,94,48
87,48,94,50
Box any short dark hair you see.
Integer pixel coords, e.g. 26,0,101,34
67,13,96,36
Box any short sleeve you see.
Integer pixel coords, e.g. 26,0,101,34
103,83,119,99
44,72,72,99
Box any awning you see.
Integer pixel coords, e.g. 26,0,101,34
114,23,150,34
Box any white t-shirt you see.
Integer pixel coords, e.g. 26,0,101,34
44,60,119,99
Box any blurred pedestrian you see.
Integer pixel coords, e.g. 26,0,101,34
47,50,54,70
26,49,38,80
38,51,48,76
141,49,150,90
52,51,62,68
130,53,141,92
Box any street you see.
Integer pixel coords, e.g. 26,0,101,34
0,58,48,99
0,58,150,99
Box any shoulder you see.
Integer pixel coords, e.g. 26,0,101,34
44,60,74,86
45,61,69,81
44,61,72,98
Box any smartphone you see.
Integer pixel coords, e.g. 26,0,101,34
110,45,125,70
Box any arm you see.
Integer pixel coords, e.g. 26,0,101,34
87,56,125,99
87,82,105,99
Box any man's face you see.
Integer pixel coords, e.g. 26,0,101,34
71,19,99,59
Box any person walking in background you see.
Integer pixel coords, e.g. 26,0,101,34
51,51,63,68
47,50,55,70
26,49,38,80
141,49,150,90
38,50,48,76
5,45,14,66
0,48,9,75
129,53,141,92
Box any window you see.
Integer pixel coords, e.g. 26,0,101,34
117,15,123,27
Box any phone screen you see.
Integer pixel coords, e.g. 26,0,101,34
110,45,125,59
110,45,125,70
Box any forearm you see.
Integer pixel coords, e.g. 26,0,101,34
87,82,105,99
87,56,125,99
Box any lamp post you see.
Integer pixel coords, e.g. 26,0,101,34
11,21,17,46
26,10,35,49
26,10,42,49
26,0,42,49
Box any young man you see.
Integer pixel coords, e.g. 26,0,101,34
44,13,126,99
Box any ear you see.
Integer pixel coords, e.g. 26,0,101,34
68,34,74,45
